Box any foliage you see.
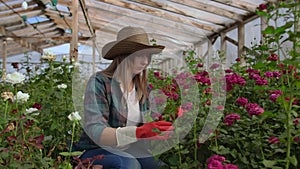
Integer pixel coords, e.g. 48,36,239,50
149,1,300,169
0,56,82,168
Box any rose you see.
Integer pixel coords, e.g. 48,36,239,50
26,108,39,116
15,91,30,103
6,72,25,84
68,111,82,121
58,84,67,89
1,92,13,101
41,52,56,61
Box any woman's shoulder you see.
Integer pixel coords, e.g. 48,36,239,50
91,71,111,82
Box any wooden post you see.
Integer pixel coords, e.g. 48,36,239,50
2,39,7,81
70,0,79,63
238,22,245,65
92,36,96,73
260,16,268,43
220,32,226,53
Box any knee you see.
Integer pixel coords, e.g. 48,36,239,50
114,156,141,169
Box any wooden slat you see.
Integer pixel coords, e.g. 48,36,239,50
0,26,43,53
12,22,55,35
0,0,36,11
168,0,244,21
86,2,209,38
87,9,202,44
0,10,44,26
70,0,78,62
0,5,41,18
87,3,209,37
211,0,258,13
96,0,219,32
1,39,7,79
128,0,228,26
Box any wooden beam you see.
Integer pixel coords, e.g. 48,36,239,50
96,0,219,32
70,0,78,62
1,39,7,80
225,36,237,46
0,10,43,26
169,0,244,22
0,0,36,11
211,0,258,13
87,1,209,37
0,5,42,18
0,26,43,53
238,22,245,57
78,0,101,59
9,20,54,33
128,0,227,26
12,23,55,35
87,10,202,44
220,32,226,52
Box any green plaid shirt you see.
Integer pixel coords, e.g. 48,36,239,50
75,72,149,151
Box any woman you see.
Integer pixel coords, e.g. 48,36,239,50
75,26,173,169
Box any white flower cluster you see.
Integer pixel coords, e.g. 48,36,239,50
6,72,25,84
68,111,81,121
26,108,39,116
57,84,67,89
14,91,30,103
41,52,56,61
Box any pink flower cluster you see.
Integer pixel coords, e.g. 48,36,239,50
268,136,280,144
193,71,211,85
247,69,268,86
224,114,240,126
235,97,248,107
293,118,300,125
224,73,246,91
153,71,165,80
257,3,268,11
207,155,238,169
246,103,264,116
267,53,279,61
264,71,281,79
269,90,283,102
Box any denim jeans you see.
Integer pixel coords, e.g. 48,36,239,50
80,147,165,169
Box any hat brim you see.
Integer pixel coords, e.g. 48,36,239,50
103,40,165,60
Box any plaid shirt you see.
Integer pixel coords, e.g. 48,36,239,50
75,72,149,151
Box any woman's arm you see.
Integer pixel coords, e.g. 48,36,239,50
83,74,119,146
99,127,117,146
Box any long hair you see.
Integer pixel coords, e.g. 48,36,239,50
101,54,150,103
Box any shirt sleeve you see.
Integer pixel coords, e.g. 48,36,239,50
83,74,110,145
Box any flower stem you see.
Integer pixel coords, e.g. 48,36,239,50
4,101,8,119
194,117,197,162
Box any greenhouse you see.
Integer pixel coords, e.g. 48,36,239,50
0,0,299,169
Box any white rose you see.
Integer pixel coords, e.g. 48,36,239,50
26,108,39,116
6,72,25,84
15,91,30,103
68,111,82,121
57,84,67,89
41,52,56,61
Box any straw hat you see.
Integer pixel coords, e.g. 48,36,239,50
102,26,165,60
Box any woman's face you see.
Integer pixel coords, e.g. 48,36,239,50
132,54,151,74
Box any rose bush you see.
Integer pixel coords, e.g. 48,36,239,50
148,1,299,169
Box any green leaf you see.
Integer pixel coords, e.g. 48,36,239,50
289,155,298,166
262,26,275,34
59,151,83,157
262,159,277,168
168,156,179,166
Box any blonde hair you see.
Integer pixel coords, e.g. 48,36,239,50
101,54,150,103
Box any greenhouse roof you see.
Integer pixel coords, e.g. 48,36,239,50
0,0,266,58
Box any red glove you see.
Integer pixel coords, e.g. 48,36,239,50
136,121,174,140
